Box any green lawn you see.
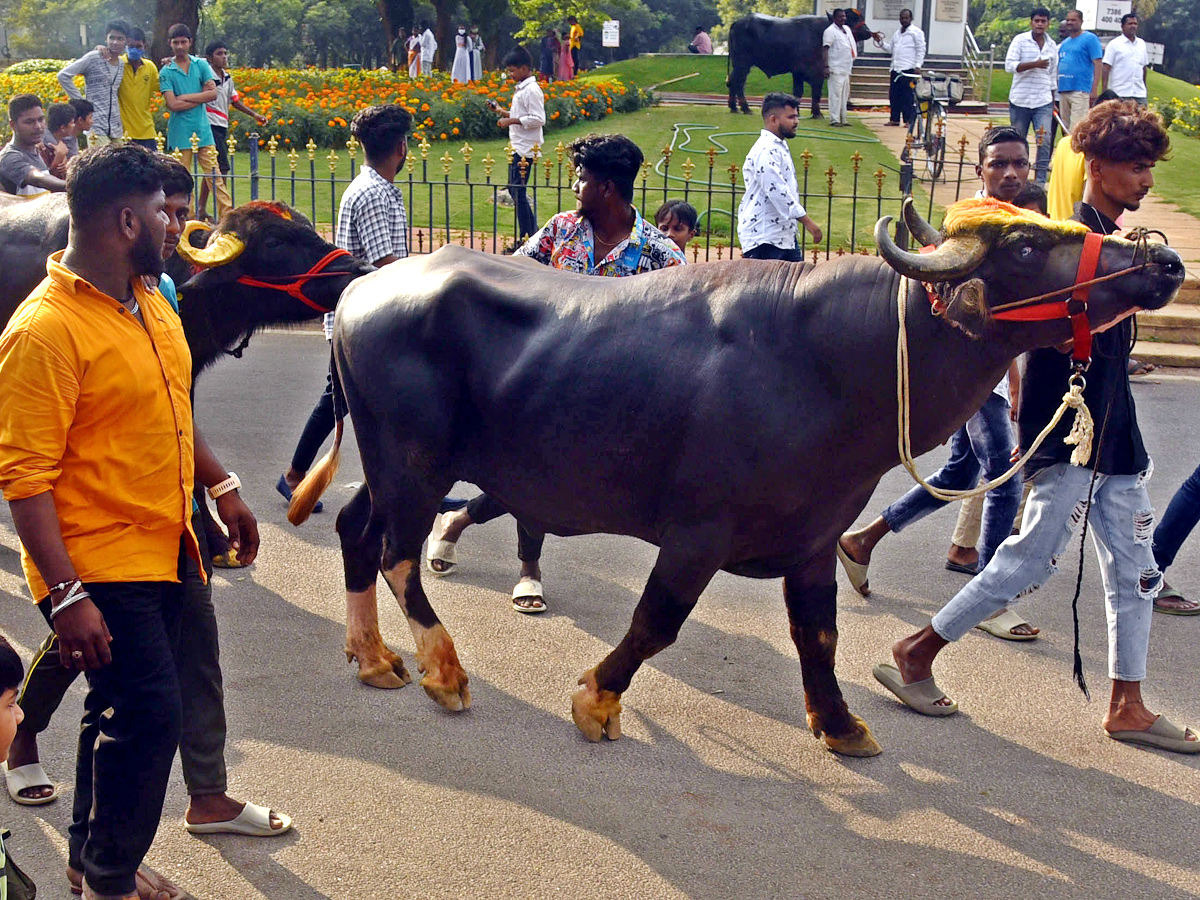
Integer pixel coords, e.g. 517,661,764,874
232,104,926,255
977,67,1200,106
583,54,822,98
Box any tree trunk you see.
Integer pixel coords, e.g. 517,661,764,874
434,0,456,69
152,0,201,63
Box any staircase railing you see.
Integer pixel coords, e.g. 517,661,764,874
962,24,995,105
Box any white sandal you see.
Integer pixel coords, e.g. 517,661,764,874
425,512,459,576
512,577,546,613
4,761,60,806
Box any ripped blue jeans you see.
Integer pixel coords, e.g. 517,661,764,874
931,461,1160,681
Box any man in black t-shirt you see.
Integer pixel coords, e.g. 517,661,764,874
873,101,1200,755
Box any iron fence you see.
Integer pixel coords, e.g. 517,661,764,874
174,128,997,262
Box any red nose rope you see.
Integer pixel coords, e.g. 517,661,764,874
234,247,353,314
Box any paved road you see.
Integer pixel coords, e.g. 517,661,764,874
1,331,1198,900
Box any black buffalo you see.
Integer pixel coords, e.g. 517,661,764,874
287,198,1183,756
727,10,874,116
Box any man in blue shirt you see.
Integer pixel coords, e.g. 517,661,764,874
1057,9,1102,133
159,23,230,220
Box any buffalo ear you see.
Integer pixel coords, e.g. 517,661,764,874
941,277,991,339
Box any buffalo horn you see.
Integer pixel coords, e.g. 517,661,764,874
175,220,247,268
875,215,987,281
902,197,943,247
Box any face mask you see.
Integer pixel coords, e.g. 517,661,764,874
127,47,143,62
458,28,466,34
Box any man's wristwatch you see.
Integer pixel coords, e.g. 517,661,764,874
208,472,241,499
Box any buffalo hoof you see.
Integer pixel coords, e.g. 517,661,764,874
821,715,882,757
414,623,471,711
571,668,623,742
349,648,412,690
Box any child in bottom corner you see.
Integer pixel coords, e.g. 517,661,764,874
0,635,31,899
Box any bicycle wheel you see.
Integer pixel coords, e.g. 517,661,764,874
925,103,947,181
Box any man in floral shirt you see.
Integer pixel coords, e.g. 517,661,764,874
516,133,686,275
426,133,684,613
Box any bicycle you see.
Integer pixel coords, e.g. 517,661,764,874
898,69,963,182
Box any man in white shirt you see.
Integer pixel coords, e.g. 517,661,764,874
493,45,545,240
1102,13,1149,105
737,92,823,261
1005,7,1057,184
821,8,857,126
873,8,925,127
419,22,437,75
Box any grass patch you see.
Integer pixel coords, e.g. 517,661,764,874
237,103,922,255
583,54,823,99
969,66,1200,107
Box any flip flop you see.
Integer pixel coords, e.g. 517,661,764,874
974,609,1038,641
836,542,870,596
4,761,59,805
276,474,321,513
1154,585,1200,616
184,801,292,836
70,865,192,899
1107,715,1200,754
512,577,547,613
944,559,978,576
872,663,958,716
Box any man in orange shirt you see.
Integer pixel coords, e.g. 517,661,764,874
0,143,252,900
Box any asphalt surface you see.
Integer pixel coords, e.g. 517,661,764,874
1,330,1198,900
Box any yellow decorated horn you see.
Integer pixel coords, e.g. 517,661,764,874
176,220,247,268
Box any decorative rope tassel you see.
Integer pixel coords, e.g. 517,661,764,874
1061,374,1094,466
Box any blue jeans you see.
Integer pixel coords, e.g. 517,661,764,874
1152,460,1200,572
1009,101,1054,184
932,461,1160,681
881,392,1021,570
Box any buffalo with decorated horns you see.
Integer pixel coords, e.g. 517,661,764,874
286,197,1183,756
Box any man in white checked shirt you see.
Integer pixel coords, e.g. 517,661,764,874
1005,7,1057,184
736,93,823,262
277,105,411,508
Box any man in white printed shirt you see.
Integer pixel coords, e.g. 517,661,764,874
1005,7,1057,184
493,45,546,241
1102,13,1149,106
737,93,823,261
821,9,857,126
873,8,925,127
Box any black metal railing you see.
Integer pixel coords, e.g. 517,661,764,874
179,131,952,262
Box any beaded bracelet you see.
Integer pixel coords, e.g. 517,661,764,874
47,577,81,596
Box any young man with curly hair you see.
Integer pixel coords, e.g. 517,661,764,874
872,101,1199,755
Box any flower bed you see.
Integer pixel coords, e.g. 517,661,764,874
0,67,651,148
1153,96,1200,138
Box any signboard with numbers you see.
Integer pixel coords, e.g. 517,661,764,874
601,20,619,47
1078,0,1132,32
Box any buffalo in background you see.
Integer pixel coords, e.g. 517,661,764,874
727,10,874,116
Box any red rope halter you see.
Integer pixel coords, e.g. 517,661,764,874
234,248,354,314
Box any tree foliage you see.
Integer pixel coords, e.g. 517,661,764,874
1140,0,1199,84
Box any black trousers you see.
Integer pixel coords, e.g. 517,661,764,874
889,70,918,126
63,551,188,896
467,493,545,562
743,243,804,262
292,363,335,473
20,515,225,798
508,152,537,240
